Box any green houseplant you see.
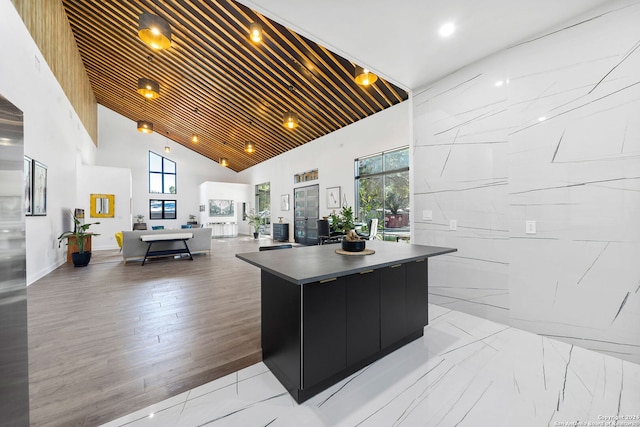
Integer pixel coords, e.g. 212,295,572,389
57,214,100,267
329,205,355,233
330,205,365,252
246,210,264,239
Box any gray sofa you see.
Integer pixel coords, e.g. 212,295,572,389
121,228,212,262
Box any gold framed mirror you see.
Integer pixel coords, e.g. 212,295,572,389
90,193,115,218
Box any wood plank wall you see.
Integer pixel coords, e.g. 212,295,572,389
13,0,98,145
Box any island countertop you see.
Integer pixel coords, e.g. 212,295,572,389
236,240,456,285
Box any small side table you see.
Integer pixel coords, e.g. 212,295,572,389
273,223,289,242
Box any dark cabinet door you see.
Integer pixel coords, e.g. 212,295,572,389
261,271,301,388
346,270,380,366
380,263,407,349
273,223,289,242
302,277,346,389
405,259,428,333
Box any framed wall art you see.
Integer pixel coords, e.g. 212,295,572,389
281,194,290,211
327,186,340,209
24,156,32,215
32,160,47,216
209,199,234,216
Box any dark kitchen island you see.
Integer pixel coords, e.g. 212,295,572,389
236,240,456,403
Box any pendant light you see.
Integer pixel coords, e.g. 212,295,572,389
138,12,172,50
244,141,256,153
137,77,160,99
354,65,378,86
249,22,263,43
137,120,153,134
219,157,229,167
282,110,299,129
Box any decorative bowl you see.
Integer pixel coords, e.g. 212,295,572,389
341,239,366,252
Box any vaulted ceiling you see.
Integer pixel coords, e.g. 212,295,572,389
61,0,408,172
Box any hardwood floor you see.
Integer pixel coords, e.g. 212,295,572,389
27,236,267,427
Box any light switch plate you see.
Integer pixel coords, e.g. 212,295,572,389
422,210,432,221
449,219,457,231
526,220,536,234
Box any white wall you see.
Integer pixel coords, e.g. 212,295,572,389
199,182,251,234
77,165,132,250
0,0,97,284
238,101,411,239
413,0,640,363
95,106,238,230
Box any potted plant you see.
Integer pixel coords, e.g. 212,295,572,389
246,210,264,239
330,206,364,252
133,214,147,230
329,205,355,233
187,214,198,225
57,214,100,267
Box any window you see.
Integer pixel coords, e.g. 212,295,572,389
149,199,176,220
293,169,318,183
149,151,176,194
355,147,409,241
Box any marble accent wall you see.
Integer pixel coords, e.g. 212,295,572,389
413,0,640,364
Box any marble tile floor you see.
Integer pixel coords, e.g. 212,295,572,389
100,304,640,427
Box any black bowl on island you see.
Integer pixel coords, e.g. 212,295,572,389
341,239,366,252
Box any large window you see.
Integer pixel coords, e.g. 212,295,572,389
149,199,176,220
355,147,409,241
149,151,176,194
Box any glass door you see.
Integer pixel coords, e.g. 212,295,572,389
294,184,319,245
255,182,270,235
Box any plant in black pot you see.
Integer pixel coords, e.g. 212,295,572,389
329,205,354,234
330,206,365,252
246,210,264,239
57,214,100,267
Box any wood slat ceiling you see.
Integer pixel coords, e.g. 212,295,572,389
61,0,408,172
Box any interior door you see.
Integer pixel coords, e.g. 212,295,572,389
294,184,319,245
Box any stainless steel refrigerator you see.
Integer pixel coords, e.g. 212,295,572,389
0,93,29,426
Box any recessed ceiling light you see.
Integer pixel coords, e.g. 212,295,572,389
439,22,455,38
538,116,547,122
495,80,504,87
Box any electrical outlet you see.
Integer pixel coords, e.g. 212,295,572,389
449,219,457,231
422,210,432,221
526,220,536,234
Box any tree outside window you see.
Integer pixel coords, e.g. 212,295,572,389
355,147,409,241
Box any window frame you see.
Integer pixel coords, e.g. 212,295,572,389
149,199,177,220
355,146,410,240
148,151,177,194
